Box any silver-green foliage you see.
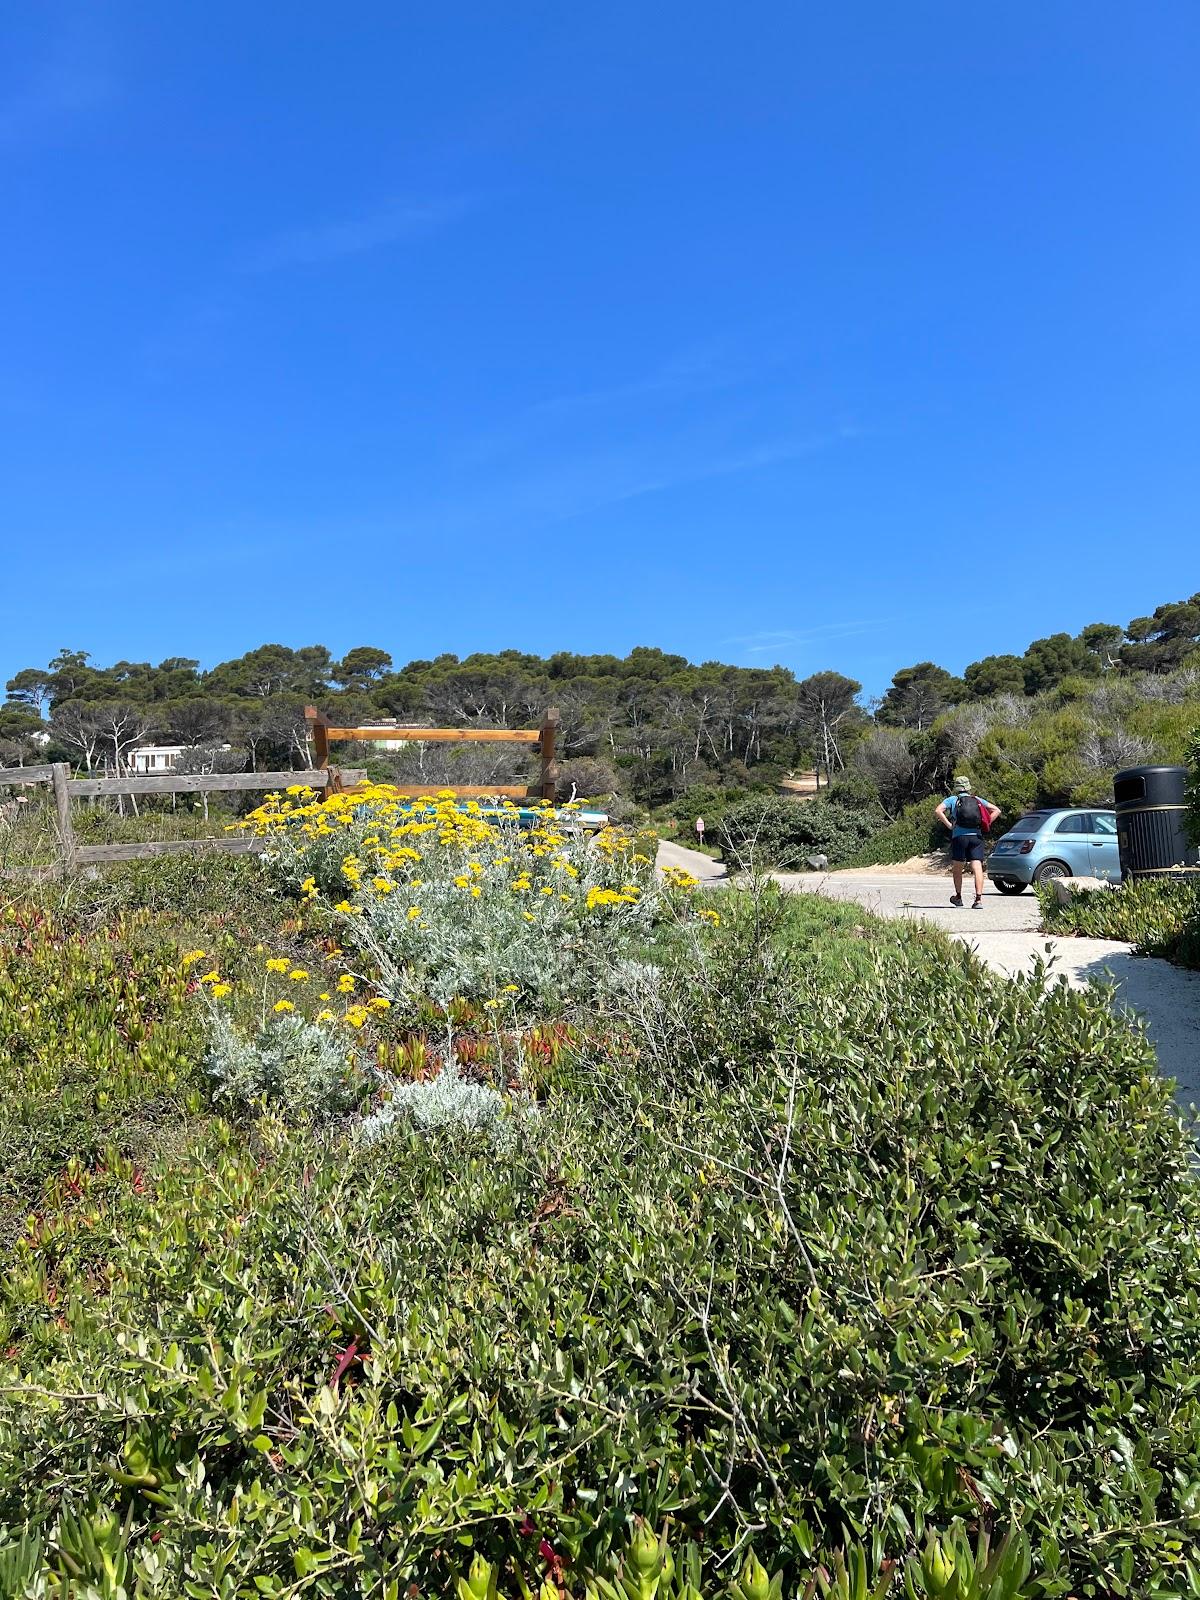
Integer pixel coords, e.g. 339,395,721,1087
267,807,662,1012
359,1061,533,1150
204,1009,366,1119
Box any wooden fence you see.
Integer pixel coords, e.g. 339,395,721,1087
305,705,561,801
1,708,562,873
0,763,340,873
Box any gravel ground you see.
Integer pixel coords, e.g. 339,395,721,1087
773,871,1200,1111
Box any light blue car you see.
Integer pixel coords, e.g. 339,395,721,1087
986,807,1121,894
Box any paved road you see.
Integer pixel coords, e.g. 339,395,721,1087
774,871,1200,1108
655,839,728,884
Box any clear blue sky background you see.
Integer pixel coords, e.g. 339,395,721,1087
3,3,1197,696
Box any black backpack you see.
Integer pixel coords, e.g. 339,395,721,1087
955,793,982,831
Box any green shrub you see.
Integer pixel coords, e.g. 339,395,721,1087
842,799,944,866
5,888,1200,1594
1038,874,1200,968
71,849,271,928
716,792,880,869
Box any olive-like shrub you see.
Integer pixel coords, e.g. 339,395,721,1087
716,790,881,870
4,885,1200,1596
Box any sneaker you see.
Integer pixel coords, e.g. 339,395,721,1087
950,894,963,907
972,895,983,909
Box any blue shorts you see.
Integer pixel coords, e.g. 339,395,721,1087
951,833,986,863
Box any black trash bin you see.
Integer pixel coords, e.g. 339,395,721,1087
1113,765,1199,878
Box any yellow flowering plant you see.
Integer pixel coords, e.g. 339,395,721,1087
243,788,666,1013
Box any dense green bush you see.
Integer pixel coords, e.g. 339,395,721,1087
72,849,273,928
4,880,1200,1595
1038,874,1200,969
1187,731,1200,848
842,798,944,867
717,788,882,869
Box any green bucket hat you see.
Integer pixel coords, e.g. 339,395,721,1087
953,775,971,793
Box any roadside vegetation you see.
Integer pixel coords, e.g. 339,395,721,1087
1035,734,1200,970
1037,874,1200,968
4,780,1200,1596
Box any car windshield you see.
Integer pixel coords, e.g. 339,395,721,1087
1007,813,1050,836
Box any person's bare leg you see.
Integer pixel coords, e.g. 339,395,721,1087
972,858,985,900
952,862,964,899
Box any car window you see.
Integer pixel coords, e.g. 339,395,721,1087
1008,813,1049,835
1055,813,1091,835
1092,813,1117,836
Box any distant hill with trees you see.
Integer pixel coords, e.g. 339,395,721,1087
3,593,1198,847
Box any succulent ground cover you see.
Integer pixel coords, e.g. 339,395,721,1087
1037,874,1200,969
2,788,1200,1597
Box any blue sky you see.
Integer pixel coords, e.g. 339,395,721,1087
2,3,1198,697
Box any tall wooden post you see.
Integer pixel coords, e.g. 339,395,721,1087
538,707,560,801
50,762,77,875
305,705,330,769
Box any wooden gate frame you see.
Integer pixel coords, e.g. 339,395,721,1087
304,706,560,801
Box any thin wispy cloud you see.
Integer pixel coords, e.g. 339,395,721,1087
243,195,476,271
724,618,883,657
371,423,863,551
604,427,861,512
461,335,803,466
0,22,115,145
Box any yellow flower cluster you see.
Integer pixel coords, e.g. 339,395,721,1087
237,949,396,1032
239,791,660,986
585,885,641,910
662,865,700,892
183,951,232,998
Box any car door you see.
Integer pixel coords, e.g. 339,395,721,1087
1087,811,1121,881
1052,811,1093,874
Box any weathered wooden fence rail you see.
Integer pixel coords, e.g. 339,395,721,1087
0,763,337,873
2,709,562,875
305,705,560,800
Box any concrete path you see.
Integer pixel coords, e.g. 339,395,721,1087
773,871,1200,1110
655,839,728,884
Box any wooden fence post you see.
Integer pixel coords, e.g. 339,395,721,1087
538,707,560,801
305,705,342,793
50,762,77,875
305,705,330,769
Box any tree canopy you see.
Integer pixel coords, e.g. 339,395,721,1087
4,589,1197,801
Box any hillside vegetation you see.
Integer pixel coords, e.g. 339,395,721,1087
3,790,1200,1596
3,596,1198,845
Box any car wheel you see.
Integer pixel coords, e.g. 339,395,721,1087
993,877,1027,895
1032,859,1071,884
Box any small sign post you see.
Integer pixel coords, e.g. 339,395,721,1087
695,816,705,847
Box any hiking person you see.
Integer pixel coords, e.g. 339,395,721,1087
935,776,1000,909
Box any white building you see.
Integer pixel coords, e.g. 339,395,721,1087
129,744,232,774
130,745,187,774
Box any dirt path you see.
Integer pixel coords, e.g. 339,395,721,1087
772,870,1200,1111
